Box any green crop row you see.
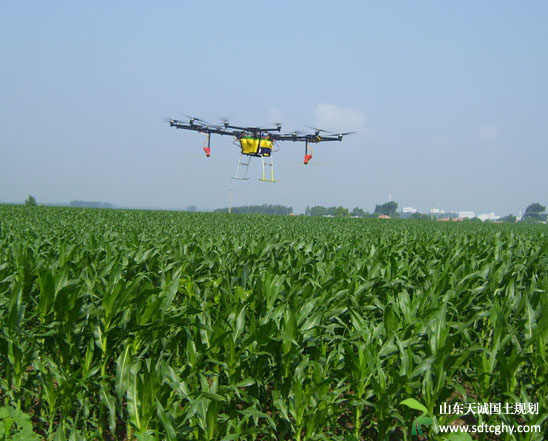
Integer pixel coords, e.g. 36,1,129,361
0,205,547,440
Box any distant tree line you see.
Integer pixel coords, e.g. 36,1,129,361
305,206,351,217
22,195,548,224
303,201,548,224
496,203,546,223
306,201,399,218
215,204,293,215
70,200,116,209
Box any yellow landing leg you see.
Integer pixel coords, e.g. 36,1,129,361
259,155,277,182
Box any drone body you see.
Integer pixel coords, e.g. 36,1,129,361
167,115,353,182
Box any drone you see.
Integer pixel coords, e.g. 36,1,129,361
167,115,354,182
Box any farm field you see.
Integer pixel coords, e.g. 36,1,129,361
0,205,547,440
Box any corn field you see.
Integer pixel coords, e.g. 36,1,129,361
0,205,547,440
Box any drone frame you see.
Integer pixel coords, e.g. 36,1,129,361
167,116,353,182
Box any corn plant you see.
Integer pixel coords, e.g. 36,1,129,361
0,205,547,440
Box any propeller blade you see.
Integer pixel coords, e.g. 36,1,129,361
217,116,233,128
182,114,210,125
306,125,330,133
165,118,185,126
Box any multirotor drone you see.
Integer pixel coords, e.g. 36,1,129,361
167,115,354,182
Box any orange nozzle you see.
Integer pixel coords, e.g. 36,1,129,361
304,154,312,164
203,147,211,157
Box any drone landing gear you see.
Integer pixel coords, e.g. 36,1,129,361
232,154,251,180
231,154,277,182
259,155,277,183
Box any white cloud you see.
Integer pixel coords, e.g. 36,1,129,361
314,103,368,134
479,125,499,139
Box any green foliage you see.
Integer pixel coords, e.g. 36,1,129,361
0,406,41,441
0,206,547,440
24,196,36,207
374,200,398,215
523,203,547,222
332,206,349,217
307,206,350,217
499,214,517,223
350,207,366,217
307,205,328,216
410,212,431,220
525,202,546,216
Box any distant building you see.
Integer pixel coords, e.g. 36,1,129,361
403,207,417,214
478,212,499,222
458,211,475,219
378,214,391,219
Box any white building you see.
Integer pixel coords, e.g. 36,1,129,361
403,207,417,214
478,212,499,222
458,211,475,219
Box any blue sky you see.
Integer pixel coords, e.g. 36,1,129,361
1,1,547,215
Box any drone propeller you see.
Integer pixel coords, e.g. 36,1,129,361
183,114,210,126
328,131,356,140
307,126,331,136
217,116,232,129
165,117,185,127
307,126,329,132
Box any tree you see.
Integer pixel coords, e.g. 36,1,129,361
333,206,349,217
410,212,431,221
309,206,328,217
351,207,366,217
25,195,37,206
374,201,398,216
523,203,546,222
499,214,517,223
